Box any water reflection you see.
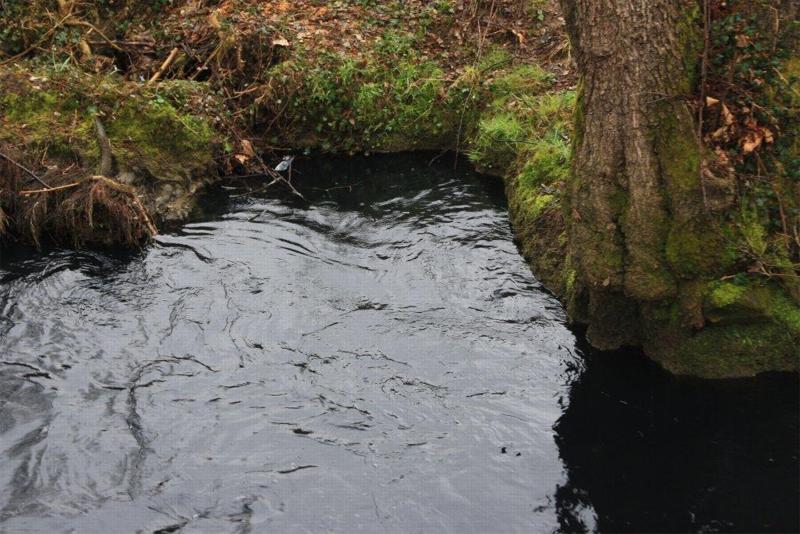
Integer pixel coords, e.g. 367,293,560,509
555,340,799,533
0,154,797,533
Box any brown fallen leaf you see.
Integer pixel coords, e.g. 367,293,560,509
721,103,734,126
208,11,221,29
741,130,763,154
240,139,256,158
735,34,751,48
711,126,729,141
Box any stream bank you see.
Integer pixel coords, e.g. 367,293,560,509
1,0,798,377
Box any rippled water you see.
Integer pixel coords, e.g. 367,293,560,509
0,155,797,533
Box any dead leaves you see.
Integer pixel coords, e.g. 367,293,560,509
740,126,773,154
734,33,751,48
703,96,773,156
234,139,257,165
510,28,525,46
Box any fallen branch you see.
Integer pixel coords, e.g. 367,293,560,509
65,19,123,52
20,182,82,195
147,47,181,85
189,43,222,81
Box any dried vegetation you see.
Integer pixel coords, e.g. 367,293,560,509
0,0,573,248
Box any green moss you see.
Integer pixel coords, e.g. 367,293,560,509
778,56,800,109
475,84,574,299
477,46,511,72
0,67,221,183
469,113,524,171
773,290,800,332
642,281,800,378
665,225,705,275
657,118,702,193
103,96,216,181
0,87,84,158
736,207,769,257
649,301,681,323
649,322,798,378
266,50,459,152
528,193,555,218
706,279,800,333
518,135,570,189
564,268,577,294
469,89,574,176
674,3,703,91
665,222,737,277
527,91,576,123
708,281,748,308
490,64,554,99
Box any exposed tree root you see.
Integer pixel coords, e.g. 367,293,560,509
1,143,157,248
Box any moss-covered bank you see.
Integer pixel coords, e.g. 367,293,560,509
1,0,567,246
0,66,226,245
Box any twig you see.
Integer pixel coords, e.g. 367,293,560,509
20,182,82,195
65,19,123,52
0,12,72,67
190,44,222,81
230,130,305,201
773,67,800,97
697,0,711,210
0,151,51,189
87,39,154,48
147,47,181,85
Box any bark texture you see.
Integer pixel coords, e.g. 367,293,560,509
560,0,705,349
554,0,799,377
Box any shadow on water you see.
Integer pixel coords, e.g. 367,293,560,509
0,153,797,533
556,335,799,533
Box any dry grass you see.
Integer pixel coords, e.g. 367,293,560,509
1,143,156,248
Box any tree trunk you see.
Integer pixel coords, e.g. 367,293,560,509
559,0,706,349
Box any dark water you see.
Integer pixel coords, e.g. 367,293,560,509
0,155,797,533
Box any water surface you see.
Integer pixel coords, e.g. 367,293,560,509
0,155,797,533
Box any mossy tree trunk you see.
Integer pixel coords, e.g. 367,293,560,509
560,0,707,349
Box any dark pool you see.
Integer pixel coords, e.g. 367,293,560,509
0,155,797,533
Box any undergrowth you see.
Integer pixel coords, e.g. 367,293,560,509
704,0,800,298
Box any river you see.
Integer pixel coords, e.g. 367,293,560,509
0,154,797,533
